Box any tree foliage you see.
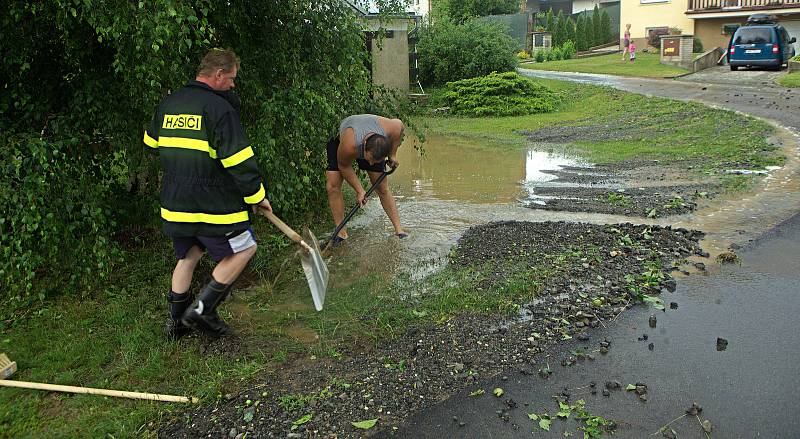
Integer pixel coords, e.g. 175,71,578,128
417,18,518,85
445,0,519,24
600,9,612,44
592,5,602,47
0,0,407,309
575,15,587,51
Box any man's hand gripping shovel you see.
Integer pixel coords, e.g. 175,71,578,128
321,160,397,253
258,209,329,311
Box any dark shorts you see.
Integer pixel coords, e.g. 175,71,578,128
172,228,257,262
325,136,384,173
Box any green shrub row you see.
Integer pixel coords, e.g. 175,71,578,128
536,6,613,52
439,72,559,117
533,41,576,63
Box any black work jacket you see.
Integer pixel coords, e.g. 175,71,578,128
143,81,265,237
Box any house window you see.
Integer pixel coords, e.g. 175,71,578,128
721,24,740,35
646,27,670,37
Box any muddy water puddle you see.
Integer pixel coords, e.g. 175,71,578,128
328,123,800,283
391,134,587,203
332,134,629,280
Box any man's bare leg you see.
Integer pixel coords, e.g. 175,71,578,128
212,244,257,284
326,170,348,239
172,245,204,295
368,171,404,235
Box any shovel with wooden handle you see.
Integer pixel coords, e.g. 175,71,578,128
321,161,396,252
259,209,329,311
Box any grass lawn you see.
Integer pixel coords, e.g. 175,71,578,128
1,79,782,438
519,52,689,78
419,78,780,172
777,71,800,87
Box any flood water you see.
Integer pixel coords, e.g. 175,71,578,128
330,124,800,281
334,134,634,280
391,134,585,203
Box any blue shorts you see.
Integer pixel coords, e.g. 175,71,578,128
172,228,257,262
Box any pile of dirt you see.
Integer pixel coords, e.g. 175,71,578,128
160,221,705,439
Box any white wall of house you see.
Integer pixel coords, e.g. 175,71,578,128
407,0,432,16
620,0,696,45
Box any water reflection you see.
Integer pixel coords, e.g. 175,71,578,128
392,134,584,204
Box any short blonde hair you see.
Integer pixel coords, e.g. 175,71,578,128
197,49,240,76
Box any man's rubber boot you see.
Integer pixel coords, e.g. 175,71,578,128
165,291,193,340
181,279,231,338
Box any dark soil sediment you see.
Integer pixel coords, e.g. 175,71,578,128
160,221,704,438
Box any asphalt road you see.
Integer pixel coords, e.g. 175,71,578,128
380,72,800,438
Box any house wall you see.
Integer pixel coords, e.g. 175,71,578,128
365,19,411,93
694,17,746,50
693,13,800,52
408,0,432,17
620,0,695,47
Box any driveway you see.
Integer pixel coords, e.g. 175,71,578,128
678,65,788,87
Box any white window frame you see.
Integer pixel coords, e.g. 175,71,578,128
640,0,669,4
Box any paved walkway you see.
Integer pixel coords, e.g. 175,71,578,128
678,65,788,87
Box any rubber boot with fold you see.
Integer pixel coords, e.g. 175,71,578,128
165,291,193,340
181,279,231,337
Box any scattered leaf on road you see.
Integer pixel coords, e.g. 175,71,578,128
469,389,485,397
351,419,378,429
493,387,504,397
539,418,551,431
293,414,312,426
626,384,636,391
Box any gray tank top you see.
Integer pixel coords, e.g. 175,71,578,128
339,114,385,159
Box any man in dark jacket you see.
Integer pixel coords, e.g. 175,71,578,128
144,49,271,339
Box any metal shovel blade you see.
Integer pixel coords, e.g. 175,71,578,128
300,227,329,311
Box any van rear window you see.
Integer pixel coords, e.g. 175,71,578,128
734,28,773,44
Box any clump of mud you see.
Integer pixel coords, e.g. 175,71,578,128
160,221,704,439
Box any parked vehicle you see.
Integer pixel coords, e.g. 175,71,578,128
727,14,796,71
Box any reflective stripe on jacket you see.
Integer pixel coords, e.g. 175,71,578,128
143,80,265,237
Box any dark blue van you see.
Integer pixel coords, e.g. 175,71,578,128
728,14,796,71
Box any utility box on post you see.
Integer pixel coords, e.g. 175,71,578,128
660,34,694,69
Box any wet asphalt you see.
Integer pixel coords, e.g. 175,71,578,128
383,72,800,438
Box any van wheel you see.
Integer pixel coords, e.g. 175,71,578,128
730,65,738,71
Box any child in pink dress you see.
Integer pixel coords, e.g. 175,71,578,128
629,41,636,62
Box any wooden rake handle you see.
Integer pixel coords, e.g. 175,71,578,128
0,379,198,403
259,209,312,253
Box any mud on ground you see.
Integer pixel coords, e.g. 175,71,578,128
160,221,705,438
520,118,729,217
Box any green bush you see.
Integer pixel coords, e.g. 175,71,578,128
549,47,563,61
417,18,519,85
693,37,704,53
0,0,410,309
562,41,576,60
446,0,519,23
648,28,670,48
535,50,547,63
575,15,587,52
439,72,559,117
